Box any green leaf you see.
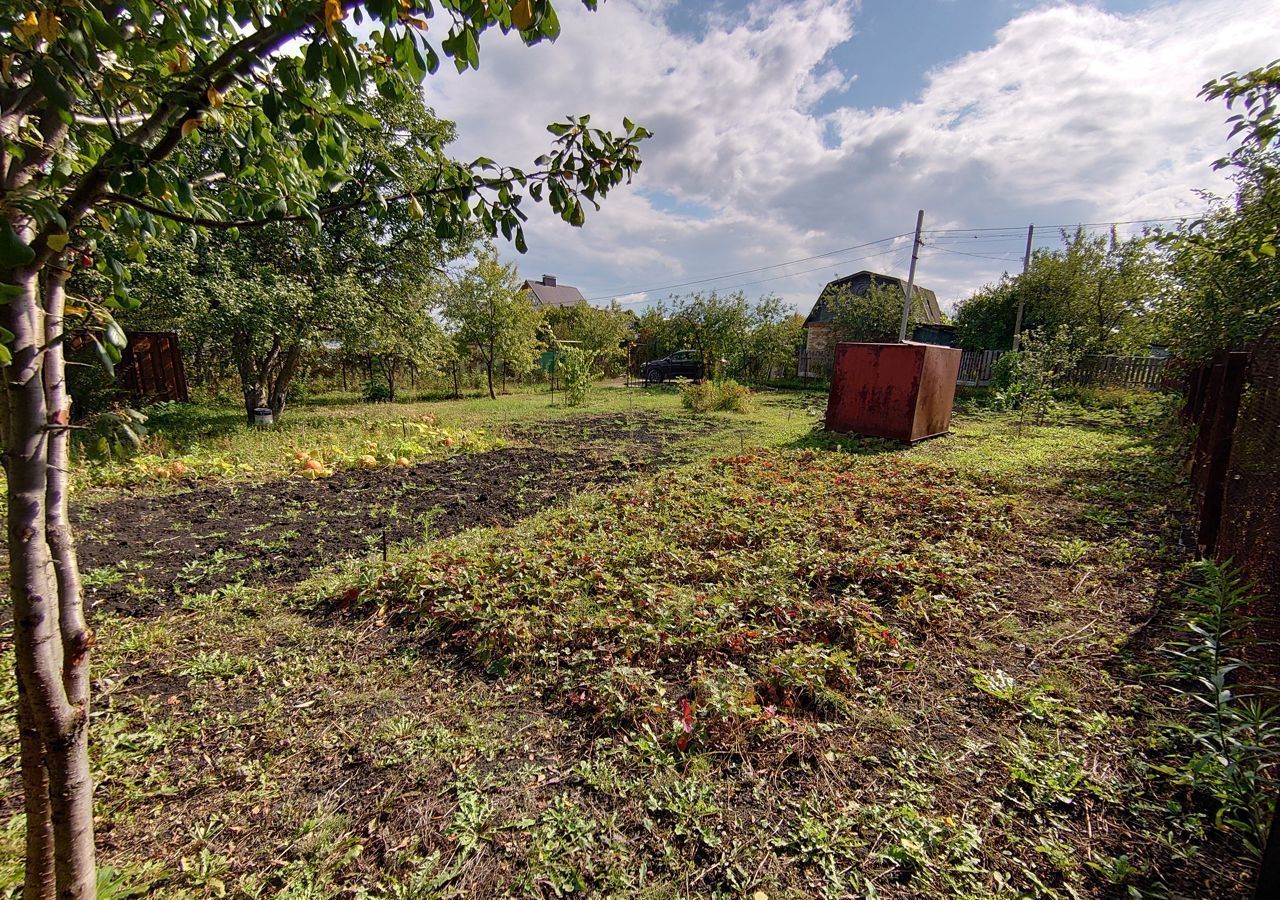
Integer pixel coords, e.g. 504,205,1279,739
344,107,380,128
104,319,128,351
0,224,35,268
92,337,116,378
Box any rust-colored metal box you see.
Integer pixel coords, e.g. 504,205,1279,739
824,341,962,442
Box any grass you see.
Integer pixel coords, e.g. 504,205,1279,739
0,384,1267,897
67,383,814,494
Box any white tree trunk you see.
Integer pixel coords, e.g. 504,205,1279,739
3,261,97,899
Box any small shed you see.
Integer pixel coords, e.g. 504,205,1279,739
802,271,943,360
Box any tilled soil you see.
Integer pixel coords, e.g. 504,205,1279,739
70,439,674,617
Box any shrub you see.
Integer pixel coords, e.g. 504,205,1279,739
362,380,392,403
681,379,753,414
991,326,1085,424
1160,560,1280,857
557,347,596,407
79,408,149,461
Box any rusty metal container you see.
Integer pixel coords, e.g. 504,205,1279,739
824,341,962,442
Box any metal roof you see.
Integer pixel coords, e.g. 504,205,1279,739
803,271,943,327
522,276,586,308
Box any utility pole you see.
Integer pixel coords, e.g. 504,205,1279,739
897,209,925,342
1011,223,1034,351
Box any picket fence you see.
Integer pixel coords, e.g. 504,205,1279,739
956,350,1169,389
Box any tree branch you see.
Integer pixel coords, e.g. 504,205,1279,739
98,170,522,230
31,5,328,268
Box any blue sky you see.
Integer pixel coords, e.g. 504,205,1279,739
424,0,1280,314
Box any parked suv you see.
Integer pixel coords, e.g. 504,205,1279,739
641,350,704,383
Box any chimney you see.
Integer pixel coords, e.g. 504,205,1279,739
542,274,557,287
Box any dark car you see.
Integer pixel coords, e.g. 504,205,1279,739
641,350,704,383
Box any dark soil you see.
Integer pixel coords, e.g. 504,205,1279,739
70,414,716,617
503,410,721,451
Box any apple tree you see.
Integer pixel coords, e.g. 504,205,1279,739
0,1,647,895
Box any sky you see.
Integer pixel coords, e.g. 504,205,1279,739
421,0,1280,315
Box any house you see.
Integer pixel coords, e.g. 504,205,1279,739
521,274,587,309
800,271,943,375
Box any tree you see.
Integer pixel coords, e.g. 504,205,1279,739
660,290,755,379
557,345,596,406
115,93,481,420
444,251,542,399
0,2,647,894
991,325,1086,425
1156,61,1280,360
827,276,914,344
745,297,803,381
953,229,1164,353
543,300,631,375
341,278,450,402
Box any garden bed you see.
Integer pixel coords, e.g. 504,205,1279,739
51,412,727,617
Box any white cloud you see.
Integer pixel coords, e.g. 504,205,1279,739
424,0,1280,312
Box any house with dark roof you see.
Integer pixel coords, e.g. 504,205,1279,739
521,274,586,309
800,271,943,376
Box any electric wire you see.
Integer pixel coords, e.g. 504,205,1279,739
923,244,1025,263
586,215,1186,302
689,243,912,295
583,233,911,302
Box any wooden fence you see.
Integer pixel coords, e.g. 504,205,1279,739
1073,354,1168,388
1180,330,1280,899
119,331,190,403
957,349,1002,386
956,350,1169,389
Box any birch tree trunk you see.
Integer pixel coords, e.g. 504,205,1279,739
3,255,97,899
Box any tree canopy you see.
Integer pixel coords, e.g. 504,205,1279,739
827,277,919,344
1155,60,1280,360
443,249,542,399
953,229,1164,353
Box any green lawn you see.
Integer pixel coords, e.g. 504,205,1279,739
0,385,1260,898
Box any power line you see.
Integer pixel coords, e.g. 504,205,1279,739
923,244,1024,263
584,214,1188,302
922,215,1186,235
584,233,911,302
689,243,911,294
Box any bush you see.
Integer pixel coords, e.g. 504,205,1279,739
557,347,596,407
681,379,753,414
362,380,392,403
991,326,1085,424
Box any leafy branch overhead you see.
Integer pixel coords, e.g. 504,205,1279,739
1,0,650,307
